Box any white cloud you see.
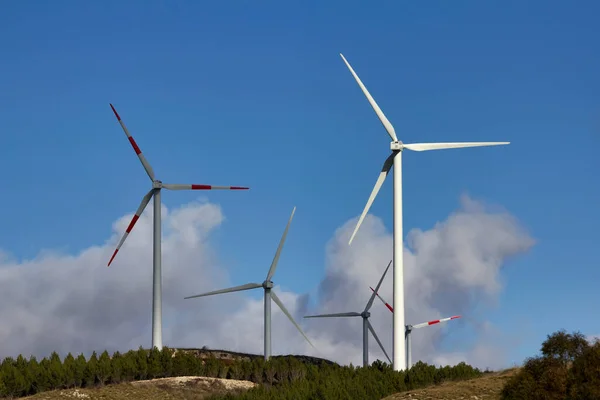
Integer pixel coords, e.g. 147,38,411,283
0,195,534,370
586,335,600,344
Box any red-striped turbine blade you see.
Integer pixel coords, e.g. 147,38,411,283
413,315,461,329
370,286,394,312
162,183,249,191
108,190,154,267
109,104,156,181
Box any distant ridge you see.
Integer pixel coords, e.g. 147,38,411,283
172,347,338,366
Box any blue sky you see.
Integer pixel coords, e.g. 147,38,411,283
1,0,599,365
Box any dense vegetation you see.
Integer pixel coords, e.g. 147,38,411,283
502,330,600,400
212,359,483,400
0,346,483,399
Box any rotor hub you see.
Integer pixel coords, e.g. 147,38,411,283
362,311,371,319
152,180,163,189
390,141,404,151
262,280,274,289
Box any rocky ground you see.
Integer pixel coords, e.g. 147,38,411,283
23,376,256,399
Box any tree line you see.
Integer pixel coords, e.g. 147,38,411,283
501,330,600,400
0,346,483,399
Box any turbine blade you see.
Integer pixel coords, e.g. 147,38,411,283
270,291,316,349
365,260,392,312
339,54,398,142
109,104,156,181
403,142,510,152
370,286,394,313
349,154,394,245
108,189,155,266
367,320,391,364
162,184,249,190
412,315,461,329
266,207,296,281
304,312,361,318
184,283,262,299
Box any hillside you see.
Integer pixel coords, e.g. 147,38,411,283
383,368,519,400
173,347,337,366
20,367,518,400
23,376,256,399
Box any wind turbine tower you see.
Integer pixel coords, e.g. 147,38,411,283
339,53,509,371
107,104,249,350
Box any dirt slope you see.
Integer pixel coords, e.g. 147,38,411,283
382,368,518,400
23,376,256,400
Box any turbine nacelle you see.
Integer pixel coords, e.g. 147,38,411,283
262,280,274,289
390,141,404,151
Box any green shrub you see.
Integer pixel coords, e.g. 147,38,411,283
502,330,600,400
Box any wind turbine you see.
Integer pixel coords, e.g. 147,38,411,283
369,286,461,368
107,103,249,351
304,260,393,367
184,207,314,360
339,53,509,371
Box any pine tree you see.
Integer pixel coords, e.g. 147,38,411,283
63,353,76,388
83,351,98,387
47,351,65,389
147,347,162,379
26,356,41,395
73,354,87,387
121,350,138,382
111,351,123,384
204,357,219,378
97,350,112,385
1,363,27,397
0,373,5,398
36,357,52,392
172,352,188,377
135,347,148,380
15,354,31,394
160,347,174,378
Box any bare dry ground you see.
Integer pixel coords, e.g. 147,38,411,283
383,368,519,400
23,376,256,400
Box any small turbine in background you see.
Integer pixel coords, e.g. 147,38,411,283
370,286,461,368
304,260,393,367
184,207,315,360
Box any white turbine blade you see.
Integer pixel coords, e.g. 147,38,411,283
184,283,262,299
340,54,398,142
162,184,249,190
270,291,316,349
108,189,155,266
367,320,391,364
349,154,394,245
402,142,510,152
304,312,362,318
110,104,156,181
412,315,461,329
266,207,296,281
365,260,392,312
